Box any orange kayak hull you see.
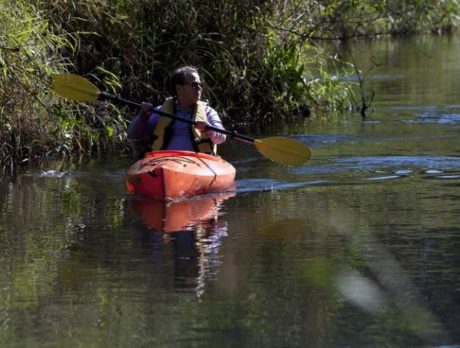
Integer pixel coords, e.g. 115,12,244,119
125,150,236,201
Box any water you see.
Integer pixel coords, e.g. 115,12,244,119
1,35,460,347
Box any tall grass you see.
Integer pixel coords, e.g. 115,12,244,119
0,0,128,169
1,0,459,167
36,0,354,127
0,1,66,169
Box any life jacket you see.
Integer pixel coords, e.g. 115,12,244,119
151,98,216,154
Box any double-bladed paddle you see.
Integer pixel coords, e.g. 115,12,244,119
53,73,312,165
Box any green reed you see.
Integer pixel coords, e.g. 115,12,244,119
0,0,129,169
0,1,66,169
1,0,459,167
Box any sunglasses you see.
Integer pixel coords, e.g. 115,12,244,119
184,81,203,89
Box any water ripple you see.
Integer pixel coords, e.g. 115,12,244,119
334,156,460,169
235,178,327,193
294,134,349,147
406,113,460,124
293,156,460,184
39,170,70,178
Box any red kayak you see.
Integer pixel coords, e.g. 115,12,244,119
125,150,236,201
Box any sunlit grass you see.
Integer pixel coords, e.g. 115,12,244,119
1,0,459,168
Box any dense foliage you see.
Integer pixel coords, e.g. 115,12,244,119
1,0,460,167
0,1,128,169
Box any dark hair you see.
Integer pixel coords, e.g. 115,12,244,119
169,66,199,95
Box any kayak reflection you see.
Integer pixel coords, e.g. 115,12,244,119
129,192,234,232
129,193,234,296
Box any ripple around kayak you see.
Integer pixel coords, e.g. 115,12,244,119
235,178,327,193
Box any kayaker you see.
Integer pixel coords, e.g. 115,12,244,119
127,66,226,158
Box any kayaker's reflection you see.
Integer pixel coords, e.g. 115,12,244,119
129,193,233,296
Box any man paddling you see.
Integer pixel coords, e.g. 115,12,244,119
127,66,226,158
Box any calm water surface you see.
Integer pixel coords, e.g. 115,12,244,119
1,36,460,347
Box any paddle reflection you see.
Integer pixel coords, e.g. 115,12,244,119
129,193,234,296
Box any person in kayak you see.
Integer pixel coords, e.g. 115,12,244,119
127,66,226,158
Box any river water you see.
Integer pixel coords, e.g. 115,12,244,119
1,36,460,347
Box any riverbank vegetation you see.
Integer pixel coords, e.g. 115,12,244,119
1,0,460,168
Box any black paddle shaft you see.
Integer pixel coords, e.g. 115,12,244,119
100,91,255,144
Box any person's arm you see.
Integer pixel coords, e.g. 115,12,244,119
197,106,226,144
127,103,161,159
127,102,158,140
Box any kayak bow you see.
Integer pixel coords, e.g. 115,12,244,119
125,150,236,201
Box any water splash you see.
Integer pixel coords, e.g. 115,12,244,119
39,170,70,178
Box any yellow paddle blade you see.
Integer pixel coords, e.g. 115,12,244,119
254,136,312,166
53,73,100,101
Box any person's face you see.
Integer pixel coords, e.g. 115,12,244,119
176,72,203,106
